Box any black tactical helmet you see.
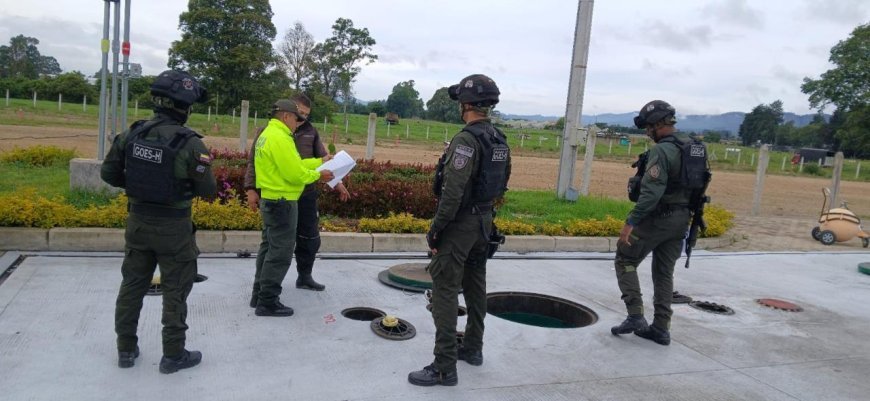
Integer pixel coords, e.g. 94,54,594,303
150,70,208,109
633,100,676,129
448,74,500,107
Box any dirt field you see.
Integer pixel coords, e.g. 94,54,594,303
2,124,869,251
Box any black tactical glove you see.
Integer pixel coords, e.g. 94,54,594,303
426,228,440,250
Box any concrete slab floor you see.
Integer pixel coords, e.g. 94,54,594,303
0,251,869,401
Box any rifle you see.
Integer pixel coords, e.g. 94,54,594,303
684,171,712,268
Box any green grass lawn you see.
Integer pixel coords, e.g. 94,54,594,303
2,98,868,181
498,190,632,224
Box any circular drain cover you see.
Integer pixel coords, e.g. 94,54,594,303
689,301,735,315
858,262,870,276
756,298,803,312
378,263,430,292
370,316,416,340
146,284,161,296
672,291,693,304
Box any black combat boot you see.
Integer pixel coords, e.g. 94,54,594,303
407,363,458,386
611,314,648,335
249,292,258,308
255,300,295,317
296,274,325,291
159,349,202,374
117,345,139,368
634,324,671,346
457,346,483,366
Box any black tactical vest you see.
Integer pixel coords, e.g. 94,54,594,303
124,120,196,204
627,134,710,202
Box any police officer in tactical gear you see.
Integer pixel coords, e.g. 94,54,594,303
408,74,511,386
244,94,350,297
611,100,692,346
101,69,216,373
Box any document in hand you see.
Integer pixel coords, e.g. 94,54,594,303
316,150,356,188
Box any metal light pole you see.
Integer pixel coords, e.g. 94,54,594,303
97,1,114,160
556,0,594,199
120,0,131,129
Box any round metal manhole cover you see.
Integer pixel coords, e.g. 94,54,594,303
426,303,468,317
370,315,416,340
486,292,598,328
341,307,386,321
756,298,803,312
689,301,735,315
672,291,693,304
858,262,870,276
378,263,431,293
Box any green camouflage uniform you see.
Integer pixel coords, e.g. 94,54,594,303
101,113,216,358
429,119,511,374
615,132,692,330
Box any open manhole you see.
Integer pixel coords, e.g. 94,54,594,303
370,315,416,340
486,292,598,328
689,301,735,315
426,303,468,316
341,307,386,321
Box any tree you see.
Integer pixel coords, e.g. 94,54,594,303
386,80,424,118
703,132,722,143
426,87,461,123
738,100,784,145
367,100,386,116
279,22,315,91
0,35,62,78
801,23,870,157
46,71,95,103
168,0,278,113
306,43,340,99
322,18,377,120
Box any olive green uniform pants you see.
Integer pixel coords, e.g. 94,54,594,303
253,199,298,306
115,212,198,357
430,212,492,373
614,208,690,330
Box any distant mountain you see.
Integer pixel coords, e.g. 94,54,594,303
503,111,827,134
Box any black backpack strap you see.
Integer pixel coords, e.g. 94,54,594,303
167,127,199,150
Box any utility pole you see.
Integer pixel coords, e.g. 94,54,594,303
556,0,594,199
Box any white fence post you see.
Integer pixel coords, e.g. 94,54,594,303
830,152,844,207
239,100,250,152
751,145,770,216
365,113,376,160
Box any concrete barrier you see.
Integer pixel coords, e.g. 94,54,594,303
196,230,224,253
372,233,426,252
49,228,125,251
322,232,373,252
554,236,610,252
224,230,261,254
0,228,48,250
69,158,122,193
501,235,555,253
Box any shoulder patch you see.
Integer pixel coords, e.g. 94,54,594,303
455,144,474,157
648,164,660,179
452,154,470,170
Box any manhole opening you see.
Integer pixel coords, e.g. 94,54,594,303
689,301,735,315
486,292,598,329
370,317,416,340
426,303,468,316
341,307,386,321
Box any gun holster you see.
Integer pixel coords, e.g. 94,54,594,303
487,225,506,259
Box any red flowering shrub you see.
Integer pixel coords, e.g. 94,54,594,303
207,150,438,218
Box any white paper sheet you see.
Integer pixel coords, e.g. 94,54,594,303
316,150,356,188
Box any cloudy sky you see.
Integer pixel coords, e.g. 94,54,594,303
1,0,867,117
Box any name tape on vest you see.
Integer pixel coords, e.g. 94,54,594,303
132,143,163,163
492,148,508,161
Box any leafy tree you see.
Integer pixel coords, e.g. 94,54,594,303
306,43,339,99
801,23,870,157
45,71,95,103
426,87,461,123
386,80,424,118
279,22,314,91
738,100,783,145
367,100,386,116
703,132,721,143
322,18,377,120
0,35,62,78
168,0,278,113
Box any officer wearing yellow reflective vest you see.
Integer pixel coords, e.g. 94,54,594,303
251,99,334,317
612,100,695,346
101,69,215,374
408,74,511,387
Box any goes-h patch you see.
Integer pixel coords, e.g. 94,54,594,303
647,164,660,179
